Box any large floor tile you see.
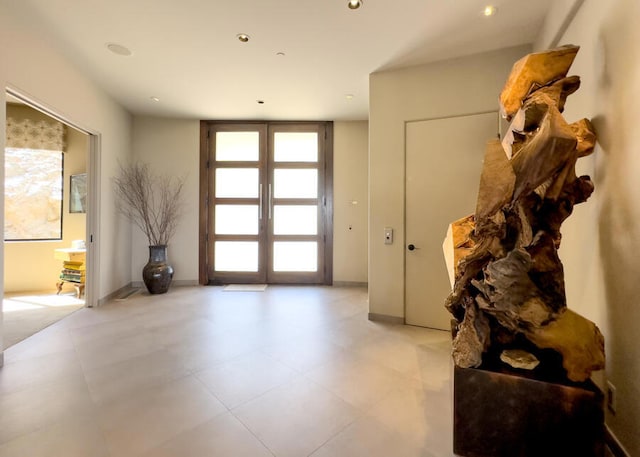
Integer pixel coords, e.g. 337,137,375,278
74,329,159,372
260,335,347,373
0,349,84,395
96,375,227,456
366,381,454,456
322,313,391,349
147,316,218,346
353,333,446,379
195,351,298,408
0,413,109,457
68,313,147,346
0,374,95,444
305,352,410,410
84,349,191,405
141,412,272,457
310,416,435,457
167,327,262,371
2,325,75,363
47,304,141,332
234,377,360,457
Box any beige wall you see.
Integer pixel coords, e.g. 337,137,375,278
4,104,87,293
333,121,368,283
0,1,133,356
540,0,639,453
130,117,200,284
368,45,530,319
130,117,368,285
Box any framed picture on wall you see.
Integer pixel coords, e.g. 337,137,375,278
70,173,87,213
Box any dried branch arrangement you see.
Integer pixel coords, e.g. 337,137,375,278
113,162,185,246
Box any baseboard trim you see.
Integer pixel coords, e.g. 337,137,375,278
98,282,134,306
368,312,404,325
131,279,199,289
333,281,368,287
605,425,630,457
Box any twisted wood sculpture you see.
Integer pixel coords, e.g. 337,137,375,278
443,45,604,383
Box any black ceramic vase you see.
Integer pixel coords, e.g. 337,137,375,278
142,245,174,294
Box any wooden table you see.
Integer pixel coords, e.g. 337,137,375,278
54,248,86,298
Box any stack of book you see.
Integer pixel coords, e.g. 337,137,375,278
60,260,85,284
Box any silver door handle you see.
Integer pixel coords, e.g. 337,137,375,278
268,184,272,219
259,184,263,220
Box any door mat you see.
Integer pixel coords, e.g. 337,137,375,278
223,284,268,291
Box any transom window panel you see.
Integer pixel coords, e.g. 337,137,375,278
215,168,259,198
215,131,260,161
273,169,318,198
274,132,318,162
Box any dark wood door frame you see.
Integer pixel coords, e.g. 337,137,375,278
199,120,333,285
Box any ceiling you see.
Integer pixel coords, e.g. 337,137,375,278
14,0,552,121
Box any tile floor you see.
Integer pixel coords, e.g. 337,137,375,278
2,292,85,349
0,285,455,457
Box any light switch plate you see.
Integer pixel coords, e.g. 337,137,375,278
384,227,393,244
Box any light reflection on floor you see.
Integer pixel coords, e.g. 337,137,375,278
2,291,85,348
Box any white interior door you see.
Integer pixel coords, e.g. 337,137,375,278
405,112,498,329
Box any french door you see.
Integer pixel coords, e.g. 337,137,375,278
199,121,333,285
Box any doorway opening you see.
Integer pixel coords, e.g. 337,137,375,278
199,121,333,285
3,90,98,349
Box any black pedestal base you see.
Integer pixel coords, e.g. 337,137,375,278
453,364,605,457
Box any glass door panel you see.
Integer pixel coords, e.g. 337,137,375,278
273,242,318,272
273,169,318,198
215,168,259,198
214,241,259,272
273,205,317,235
208,123,267,284
216,131,260,161
267,125,324,283
273,132,318,162
215,205,259,235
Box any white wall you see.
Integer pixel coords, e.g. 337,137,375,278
539,0,640,453
368,45,530,319
130,117,200,285
333,121,368,284
0,0,133,342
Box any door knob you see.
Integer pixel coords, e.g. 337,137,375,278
408,244,417,251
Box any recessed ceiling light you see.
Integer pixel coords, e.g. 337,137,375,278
106,43,132,56
483,5,497,16
150,96,160,102
237,33,250,43
348,0,363,10
345,94,354,100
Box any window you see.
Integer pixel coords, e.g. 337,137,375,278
4,117,65,241
4,148,63,240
